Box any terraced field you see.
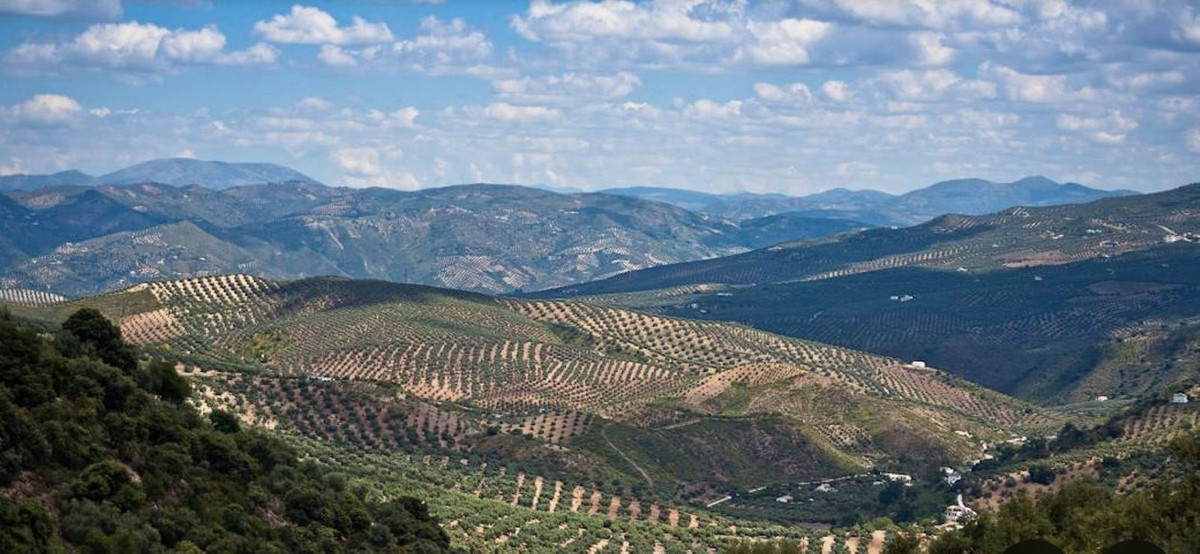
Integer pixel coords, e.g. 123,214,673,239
10,275,1053,473
541,184,1200,402
7,274,1077,549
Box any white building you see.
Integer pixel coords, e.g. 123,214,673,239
1172,393,1189,404
776,495,793,503
910,360,927,369
814,483,837,493
944,494,976,523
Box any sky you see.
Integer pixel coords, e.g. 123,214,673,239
1,1,1199,194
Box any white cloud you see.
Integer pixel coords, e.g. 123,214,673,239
835,161,878,177
910,32,955,66
736,19,831,66
821,80,850,102
981,62,1099,103
1172,7,1200,45
1188,128,1200,152
1056,111,1138,144
2,93,84,126
397,17,491,59
368,107,420,128
484,103,561,122
880,69,995,102
753,82,813,103
0,0,120,19
685,99,742,119
513,1,837,69
493,72,640,105
318,45,358,67
254,5,393,45
313,17,495,76
796,0,1021,30
331,146,417,188
513,0,737,43
4,22,277,78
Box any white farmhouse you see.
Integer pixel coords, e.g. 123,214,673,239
1172,392,1189,404
944,494,976,523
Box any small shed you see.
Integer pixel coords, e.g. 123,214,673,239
1172,392,1189,404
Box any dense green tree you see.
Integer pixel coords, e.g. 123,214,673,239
0,311,452,553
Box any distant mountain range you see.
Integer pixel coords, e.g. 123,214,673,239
602,176,1137,226
0,181,874,296
0,158,320,191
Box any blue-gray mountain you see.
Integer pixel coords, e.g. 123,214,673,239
0,158,320,191
603,176,1136,226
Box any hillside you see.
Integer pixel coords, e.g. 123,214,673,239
0,309,449,552
7,277,1053,500
604,176,1135,226
0,182,853,297
9,277,1195,550
541,183,1200,401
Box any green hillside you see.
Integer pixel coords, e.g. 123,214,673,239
542,183,1200,402
0,309,448,553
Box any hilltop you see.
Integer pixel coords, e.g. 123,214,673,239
540,183,1200,401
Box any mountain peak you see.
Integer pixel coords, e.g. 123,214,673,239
96,158,321,189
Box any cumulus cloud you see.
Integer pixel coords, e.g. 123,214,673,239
0,0,121,19
512,0,838,69
4,21,277,79
493,72,640,105
311,16,495,76
2,93,85,125
685,99,742,119
330,146,417,188
484,102,561,122
879,69,995,102
795,0,1021,30
1189,129,1200,152
981,63,1101,104
254,5,394,45
1056,111,1138,144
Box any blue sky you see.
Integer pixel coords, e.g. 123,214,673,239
1,0,1199,194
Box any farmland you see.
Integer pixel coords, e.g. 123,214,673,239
540,183,1200,402
5,274,1076,545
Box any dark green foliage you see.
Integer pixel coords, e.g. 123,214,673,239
727,539,804,554
61,308,137,373
209,409,240,434
0,311,451,553
883,532,922,554
926,431,1200,553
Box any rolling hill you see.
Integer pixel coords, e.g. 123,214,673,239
9,276,1197,550
540,183,1200,402
9,276,1051,483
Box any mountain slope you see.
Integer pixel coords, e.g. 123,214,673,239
0,169,94,191
1,183,758,296
540,183,1200,401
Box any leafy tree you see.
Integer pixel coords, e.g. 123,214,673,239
0,311,451,552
